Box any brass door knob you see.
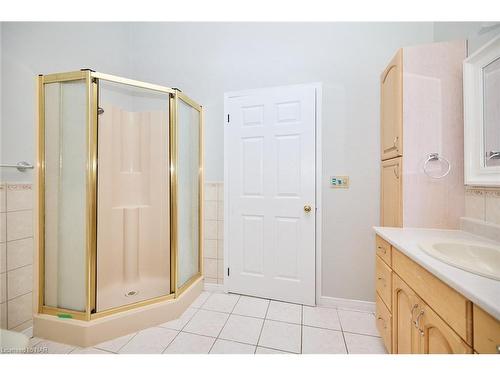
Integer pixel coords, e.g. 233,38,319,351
304,205,312,212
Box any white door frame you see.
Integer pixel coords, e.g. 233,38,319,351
223,83,322,305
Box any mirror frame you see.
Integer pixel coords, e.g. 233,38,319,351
464,35,500,186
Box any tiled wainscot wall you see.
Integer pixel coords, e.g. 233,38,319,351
462,188,500,241
464,188,500,224
0,183,34,331
204,182,224,285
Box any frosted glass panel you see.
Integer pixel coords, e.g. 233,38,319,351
96,80,170,312
177,99,200,287
44,80,87,312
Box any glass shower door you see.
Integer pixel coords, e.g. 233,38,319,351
175,94,203,291
43,79,88,313
96,80,171,312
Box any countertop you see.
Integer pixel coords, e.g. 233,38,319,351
373,227,500,321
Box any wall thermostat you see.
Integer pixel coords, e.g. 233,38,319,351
330,176,349,188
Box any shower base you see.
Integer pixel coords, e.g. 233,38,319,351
33,276,203,348
97,276,171,312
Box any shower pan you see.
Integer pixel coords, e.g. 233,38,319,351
33,70,203,346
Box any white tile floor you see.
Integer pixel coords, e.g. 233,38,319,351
28,291,387,354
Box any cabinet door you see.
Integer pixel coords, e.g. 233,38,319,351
392,274,419,353
416,303,472,354
473,305,500,354
380,49,403,160
381,157,402,227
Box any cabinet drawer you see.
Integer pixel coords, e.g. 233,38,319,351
392,248,472,344
376,256,392,309
375,235,392,266
473,305,500,354
376,293,392,353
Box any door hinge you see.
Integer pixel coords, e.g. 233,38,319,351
227,114,230,123
227,267,230,277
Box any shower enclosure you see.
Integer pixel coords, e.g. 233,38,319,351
34,70,203,334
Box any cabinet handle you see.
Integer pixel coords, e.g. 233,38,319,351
393,166,399,179
416,310,425,336
377,316,387,329
377,245,387,254
393,136,398,148
411,304,419,325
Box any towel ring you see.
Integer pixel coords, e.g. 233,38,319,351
423,153,451,179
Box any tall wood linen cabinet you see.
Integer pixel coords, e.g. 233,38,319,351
380,40,466,229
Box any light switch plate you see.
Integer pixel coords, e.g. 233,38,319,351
330,176,349,188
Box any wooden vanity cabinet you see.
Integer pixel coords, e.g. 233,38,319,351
392,274,419,353
375,294,392,353
379,41,466,229
380,49,403,161
375,235,499,354
380,157,402,227
473,305,500,354
417,303,472,354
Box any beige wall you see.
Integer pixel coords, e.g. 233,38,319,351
433,22,500,232
0,182,33,331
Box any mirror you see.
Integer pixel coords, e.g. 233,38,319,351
483,57,500,168
464,35,500,186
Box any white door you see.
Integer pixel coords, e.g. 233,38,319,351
224,84,317,306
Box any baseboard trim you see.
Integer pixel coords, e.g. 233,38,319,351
318,296,375,313
203,282,225,293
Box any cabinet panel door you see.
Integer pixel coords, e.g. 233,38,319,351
392,274,419,354
473,305,500,354
380,49,403,160
417,304,472,354
381,157,402,227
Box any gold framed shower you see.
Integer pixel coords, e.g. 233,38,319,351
35,70,203,323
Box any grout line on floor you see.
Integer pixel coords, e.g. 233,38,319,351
170,329,258,348
160,304,206,353
160,328,183,354
256,345,297,354
196,291,212,309
300,305,304,354
254,297,271,353
87,347,116,354
207,294,240,353
114,331,140,353
336,307,349,354
262,317,302,326
301,323,343,333
342,330,382,339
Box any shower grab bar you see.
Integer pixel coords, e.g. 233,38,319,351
0,161,34,172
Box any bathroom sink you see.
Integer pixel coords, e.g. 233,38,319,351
418,241,500,281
